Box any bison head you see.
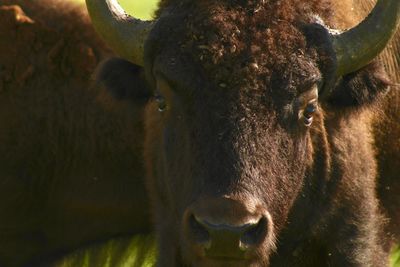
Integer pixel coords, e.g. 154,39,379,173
87,0,399,266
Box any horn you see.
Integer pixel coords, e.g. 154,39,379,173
332,0,400,76
86,0,155,66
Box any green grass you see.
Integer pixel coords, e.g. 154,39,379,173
53,235,156,267
392,245,400,267
73,0,158,19
53,238,400,267
53,236,400,267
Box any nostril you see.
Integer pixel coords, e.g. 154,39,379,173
240,217,268,247
188,215,210,245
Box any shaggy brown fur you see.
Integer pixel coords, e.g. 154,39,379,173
332,0,400,245
103,0,398,266
0,1,150,266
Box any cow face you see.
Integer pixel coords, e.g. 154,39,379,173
138,2,328,266
93,0,393,266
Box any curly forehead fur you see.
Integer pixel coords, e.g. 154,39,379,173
156,0,333,96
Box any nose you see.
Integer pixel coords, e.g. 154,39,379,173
183,198,272,259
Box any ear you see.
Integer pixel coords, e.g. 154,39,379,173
325,61,391,108
96,58,152,103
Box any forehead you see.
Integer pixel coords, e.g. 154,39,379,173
150,0,328,93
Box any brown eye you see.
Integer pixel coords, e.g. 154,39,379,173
154,76,172,113
155,93,167,112
296,84,319,127
303,101,318,127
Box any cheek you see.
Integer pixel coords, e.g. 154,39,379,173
260,137,311,217
143,103,162,163
143,104,168,197
286,138,311,196
304,132,315,168
162,125,179,159
160,122,193,186
143,105,193,200
285,136,311,186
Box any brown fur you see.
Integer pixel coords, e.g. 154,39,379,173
134,0,398,266
0,1,150,266
332,0,400,245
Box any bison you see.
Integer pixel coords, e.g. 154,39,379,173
85,0,400,266
1,0,400,266
0,0,151,266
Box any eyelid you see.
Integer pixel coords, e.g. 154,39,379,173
157,78,170,94
155,72,195,100
154,71,170,86
155,71,179,91
297,75,321,92
297,84,319,105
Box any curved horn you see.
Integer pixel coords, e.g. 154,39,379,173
332,0,400,76
86,0,155,66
